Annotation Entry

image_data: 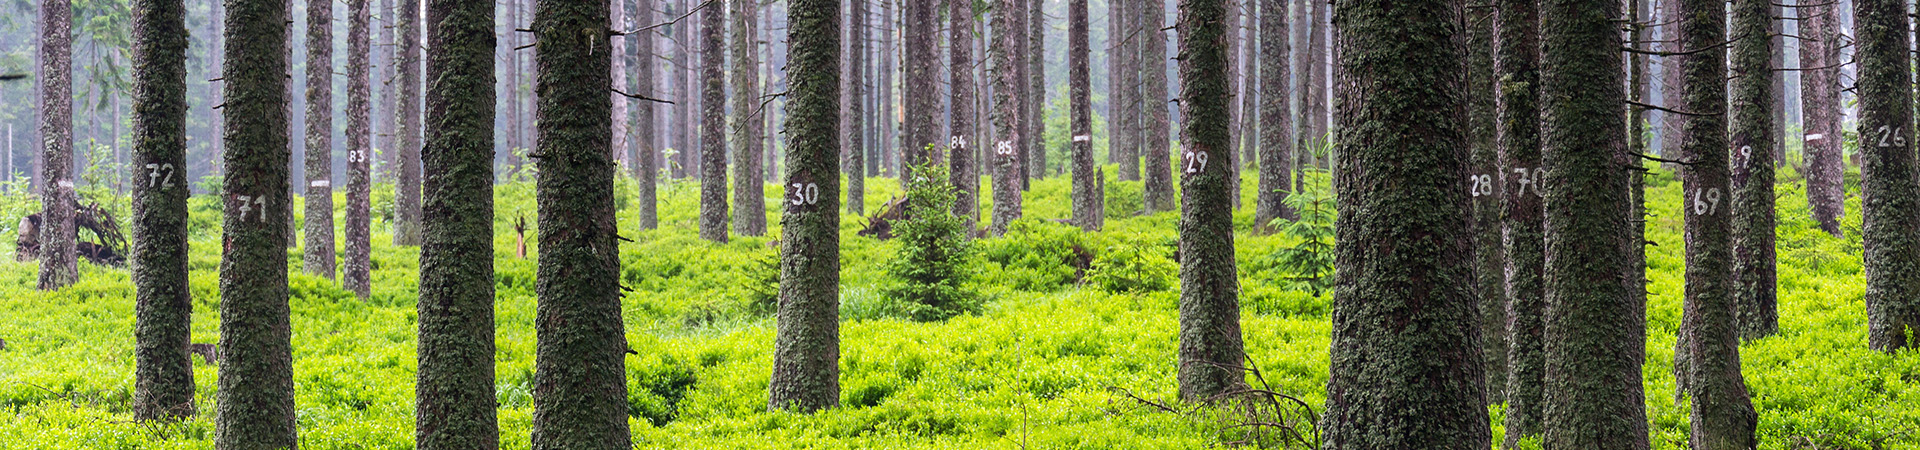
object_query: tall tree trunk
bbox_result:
[1140,0,1173,212]
[130,0,195,420]
[1320,1,1490,447]
[674,0,691,179]
[379,0,397,181]
[346,0,374,298]
[732,0,765,236]
[902,0,937,182]
[1730,0,1777,341]
[203,0,224,184]
[1538,0,1647,448]
[505,0,524,173]
[394,0,424,246]
[305,0,337,279]
[1069,0,1096,230]
[633,0,656,229]
[845,0,866,215]
[1239,0,1256,171]
[1464,0,1503,406]
[699,2,729,243]
[36,0,76,290]
[764,7,780,182]
[768,0,842,411]
[1025,0,1045,181]
[611,1,628,166]
[1657,0,1682,166]
[877,0,895,177]
[1293,0,1324,163]
[1858,0,1920,353]
[530,0,628,445]
[1111,0,1137,181]
[1173,0,1246,401]
[950,0,978,230]
[1497,0,1545,444]
[1251,0,1289,232]
[215,0,297,444]
[1768,2,1785,165]
[1677,0,1759,447]
[990,0,1025,235]
[1801,0,1842,236]
[1626,0,1652,443]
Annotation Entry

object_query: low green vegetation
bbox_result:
[0,164,1912,449]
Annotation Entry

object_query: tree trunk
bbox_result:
[1320,2,1490,447]
[36,0,76,291]
[1858,0,1920,353]
[1464,0,1503,406]
[530,0,628,446]
[1538,0,1647,448]
[700,2,729,243]
[505,0,524,173]
[130,0,195,420]
[1140,0,1173,213]
[1009,0,1029,189]
[732,0,765,236]
[1768,2,1785,165]
[416,0,498,446]
[1656,0,1681,166]
[1251,0,1289,232]
[1173,0,1246,401]
[1800,0,1842,236]
[1626,0,1651,441]
[633,0,656,230]
[215,0,297,444]
[304,0,336,279]
[768,0,842,411]
[1496,0,1545,444]
[845,0,866,215]
[202,0,225,185]
[1677,0,1758,447]
[394,0,423,246]
[674,0,691,179]
[1111,0,1137,182]
[990,0,1025,235]
[1293,0,1324,162]
[346,0,374,298]
[902,0,937,183]
[1069,0,1096,230]
[878,0,895,177]
[950,0,978,231]
[1025,0,1045,181]
[1730,0,1777,341]
[380,0,397,182]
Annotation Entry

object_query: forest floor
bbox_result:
[0,166,1913,449]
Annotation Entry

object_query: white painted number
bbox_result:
[234,195,269,223]
[1736,145,1752,167]
[1185,151,1209,174]
[1692,188,1722,216]
[1878,125,1907,148]
[144,163,175,189]
[789,183,821,206]
[1469,174,1494,197]
[1511,167,1545,198]
[348,149,367,163]
[995,140,1016,156]
[950,135,966,149]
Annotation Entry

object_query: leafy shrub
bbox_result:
[1262,186,1335,296]
[976,218,1093,292]
[1087,238,1176,293]
[880,163,979,322]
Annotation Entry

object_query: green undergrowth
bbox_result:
[0,163,1913,449]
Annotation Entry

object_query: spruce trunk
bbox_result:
[1252,0,1290,232]
[1070,0,1096,230]
[1496,0,1546,443]
[36,0,76,290]
[1858,0,1920,353]
[130,0,195,420]
[304,0,336,279]
[732,0,765,236]
[1173,0,1246,401]
[768,0,842,411]
[1140,0,1173,212]
[1730,0,1777,341]
[345,0,374,298]
[700,2,729,243]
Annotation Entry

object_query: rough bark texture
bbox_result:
[1496,0,1545,443]
[1025,0,1045,181]
[1295,0,1324,159]
[1464,1,1504,406]
[130,0,195,420]
[1538,0,1647,448]
[845,0,865,215]
[673,0,692,179]
[732,0,765,236]
[1729,0,1777,341]
[633,0,657,230]
[1858,0,1920,353]
[1677,0,1759,447]
[379,0,397,181]
[202,0,224,184]
[700,2,730,243]
[304,0,336,279]
[1174,0,1245,401]
[1656,0,1682,165]
[416,0,498,446]
[990,0,1025,235]
[1251,0,1290,232]
[1070,0,1097,230]
[1320,2,1490,448]
[215,0,298,443]
[395,0,424,246]
[768,0,841,411]
[1626,0,1651,442]
[902,0,937,183]
[877,0,895,177]
[36,0,76,291]
[949,0,977,230]
[1010,0,1030,189]
[346,0,374,299]
[1140,0,1173,213]
[1800,1,1842,237]
[529,0,629,446]
[1111,0,1138,182]
[506,0,524,171]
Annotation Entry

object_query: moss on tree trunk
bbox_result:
[768,0,842,412]
[129,0,195,420]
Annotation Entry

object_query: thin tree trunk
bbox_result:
[1730,0,1777,341]
[732,0,765,236]
[1025,0,1044,181]
[304,0,336,279]
[1173,0,1246,401]
[1140,0,1173,212]
[1657,0,1682,165]
[1320,1,1490,447]
[346,0,374,298]
[1769,2,1785,165]
[1465,0,1504,406]
[1626,0,1651,442]
[1252,0,1289,232]
[845,0,866,215]
[699,0,729,243]
[529,0,629,445]
[611,1,628,164]
[379,0,397,181]
[130,0,195,420]
[394,0,423,246]
[633,0,656,229]
[215,0,297,443]
[950,0,977,231]
[1801,0,1842,236]
[1293,0,1323,162]
[1858,0,1920,353]
[768,0,842,411]
[1239,0,1256,170]
[506,0,523,173]
[1497,0,1545,444]
[1069,0,1095,230]
[674,0,691,179]
[203,0,224,184]
[902,0,937,183]
[36,0,76,290]
[878,0,895,177]
[990,0,1024,235]
[1111,0,1137,181]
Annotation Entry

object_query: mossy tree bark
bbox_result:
[1251,0,1290,232]
[214,0,297,444]
[1294,0,1325,160]
[1676,0,1758,447]
[345,0,373,299]
[1538,0,1647,448]
[700,1,730,243]
[129,0,194,420]
[1496,0,1545,443]
[633,0,656,230]
[1140,0,1173,213]
[416,0,498,446]
[1173,0,1245,402]
[949,0,977,231]
[1319,1,1491,448]
[732,0,765,236]
[529,0,629,446]
[768,0,841,411]
[1069,0,1097,231]
[1626,0,1651,441]
[1800,0,1843,237]
[304,0,336,279]
[844,0,866,216]
[1464,1,1504,406]
[36,0,76,291]
[990,0,1025,236]
[1857,0,1920,353]
[1729,0,1777,341]
[394,0,424,246]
